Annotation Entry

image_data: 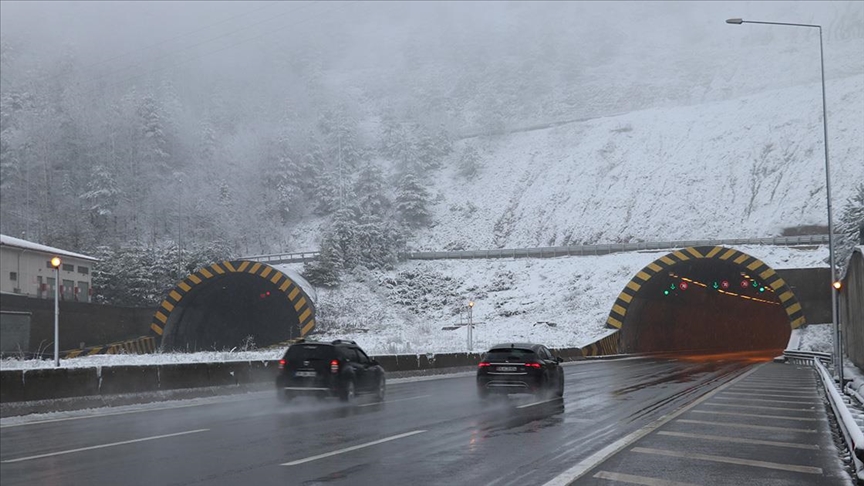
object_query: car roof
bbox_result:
[488,342,540,351]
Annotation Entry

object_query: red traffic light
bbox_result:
[680,281,689,290]
[740,280,749,288]
[721,280,730,289]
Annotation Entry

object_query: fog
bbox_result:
[0,1,861,260]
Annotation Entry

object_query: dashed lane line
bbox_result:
[711,396,815,405]
[593,470,702,486]
[656,431,820,450]
[701,402,816,412]
[690,410,824,421]
[517,397,563,409]
[631,447,823,474]
[1,429,209,463]
[675,419,817,433]
[720,392,818,400]
[280,430,427,466]
[540,363,762,486]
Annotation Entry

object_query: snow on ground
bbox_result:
[795,323,834,354]
[1,245,829,370]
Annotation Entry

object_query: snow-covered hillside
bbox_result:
[415,75,864,250]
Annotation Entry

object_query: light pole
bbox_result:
[467,301,475,352]
[50,256,61,367]
[726,18,842,385]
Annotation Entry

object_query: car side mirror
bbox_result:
[370,359,379,366]
[556,356,563,363]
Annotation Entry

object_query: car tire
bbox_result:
[375,376,386,402]
[278,390,293,403]
[556,371,564,397]
[340,379,356,403]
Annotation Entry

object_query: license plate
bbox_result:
[295,371,316,378]
[497,366,517,372]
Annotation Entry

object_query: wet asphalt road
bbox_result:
[0,356,778,485]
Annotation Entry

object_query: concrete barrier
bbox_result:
[100,365,159,395]
[0,370,24,402]
[23,367,99,401]
[158,363,211,391]
[0,346,594,403]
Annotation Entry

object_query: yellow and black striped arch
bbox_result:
[150,260,317,340]
[605,246,806,330]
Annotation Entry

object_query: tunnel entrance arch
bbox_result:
[605,246,805,355]
[150,260,317,351]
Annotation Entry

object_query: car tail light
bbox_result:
[478,362,491,367]
[330,359,339,374]
[525,362,542,368]
[278,359,286,369]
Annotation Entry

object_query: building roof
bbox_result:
[0,234,98,262]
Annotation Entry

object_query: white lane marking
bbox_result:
[729,386,816,394]
[631,447,823,474]
[540,363,763,486]
[356,395,431,407]
[280,430,426,466]
[712,396,813,405]
[702,402,815,412]
[721,391,817,399]
[593,470,702,486]
[1,428,209,463]
[691,410,823,422]
[676,419,817,433]
[657,431,819,450]
[516,397,562,409]
[0,395,262,428]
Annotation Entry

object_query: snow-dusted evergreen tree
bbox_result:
[837,183,864,270]
[354,162,391,215]
[456,145,482,180]
[138,95,171,172]
[395,172,432,228]
[80,165,120,228]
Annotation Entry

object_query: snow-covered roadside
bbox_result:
[1,245,829,370]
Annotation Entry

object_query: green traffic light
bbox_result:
[670,283,676,290]
[664,290,670,295]
[759,287,765,292]
[712,281,719,289]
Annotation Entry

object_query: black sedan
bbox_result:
[476,343,564,398]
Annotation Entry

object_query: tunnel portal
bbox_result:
[607,246,805,356]
[151,261,316,352]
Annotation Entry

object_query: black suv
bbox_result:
[476,343,564,398]
[276,340,385,403]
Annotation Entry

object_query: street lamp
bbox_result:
[726,18,842,385]
[467,301,475,351]
[50,256,61,367]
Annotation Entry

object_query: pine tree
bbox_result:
[80,165,121,227]
[395,172,432,228]
[456,145,482,179]
[354,162,390,215]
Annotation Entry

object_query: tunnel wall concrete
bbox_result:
[150,260,317,347]
[776,268,832,324]
[840,248,863,370]
[0,294,154,352]
[607,246,807,331]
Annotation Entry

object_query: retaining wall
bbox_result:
[0,346,608,403]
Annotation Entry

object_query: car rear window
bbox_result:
[486,348,536,360]
[284,344,335,361]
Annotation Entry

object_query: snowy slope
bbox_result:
[415,74,864,251]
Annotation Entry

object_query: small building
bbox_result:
[0,235,98,303]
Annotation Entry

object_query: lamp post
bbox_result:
[467,301,475,352]
[726,18,842,385]
[50,256,61,367]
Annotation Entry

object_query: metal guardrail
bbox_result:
[242,235,831,265]
[784,349,833,366]
[814,358,864,483]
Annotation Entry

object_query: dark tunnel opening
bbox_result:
[161,273,300,351]
[620,258,791,356]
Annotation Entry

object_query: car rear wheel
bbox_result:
[278,390,293,403]
[340,379,356,402]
